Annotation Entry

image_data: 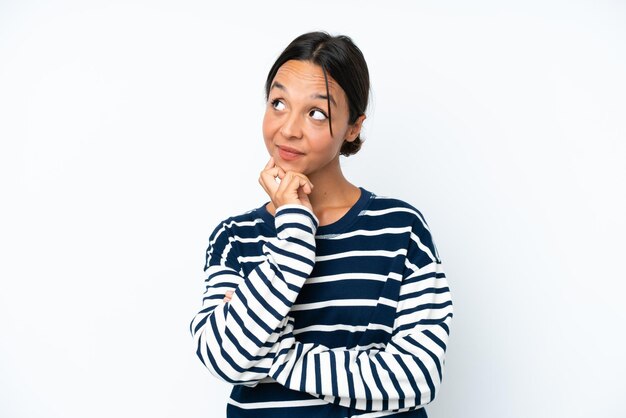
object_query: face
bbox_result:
[263,60,363,177]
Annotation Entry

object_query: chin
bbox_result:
[277,159,311,175]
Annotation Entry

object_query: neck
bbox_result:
[306,163,357,211]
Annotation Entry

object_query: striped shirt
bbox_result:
[190,187,453,417]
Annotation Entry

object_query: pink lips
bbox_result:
[278,145,304,161]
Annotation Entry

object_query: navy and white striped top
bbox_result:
[190,187,453,417]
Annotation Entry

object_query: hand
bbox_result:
[223,290,233,303]
[258,157,314,211]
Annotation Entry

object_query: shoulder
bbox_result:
[363,190,432,232]
[363,190,441,260]
[368,190,441,267]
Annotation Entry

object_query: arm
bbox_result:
[189,204,318,385]
[268,216,453,412]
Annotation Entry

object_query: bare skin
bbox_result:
[224,60,366,303]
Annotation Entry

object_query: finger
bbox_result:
[277,172,309,200]
[276,165,286,180]
[290,171,313,189]
[297,186,312,209]
[259,167,280,185]
[275,171,299,195]
[287,172,313,193]
[259,175,280,200]
[301,177,313,194]
[264,157,276,170]
[259,166,282,191]
[260,158,280,185]
[281,171,310,184]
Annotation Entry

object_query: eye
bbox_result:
[271,99,285,111]
[309,109,327,121]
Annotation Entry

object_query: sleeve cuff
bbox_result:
[275,204,319,230]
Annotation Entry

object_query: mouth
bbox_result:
[277,145,305,161]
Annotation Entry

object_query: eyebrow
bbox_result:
[270,81,337,107]
[314,93,336,107]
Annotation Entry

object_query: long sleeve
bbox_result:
[189,204,319,385]
[267,214,453,412]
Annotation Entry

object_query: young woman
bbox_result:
[190,31,453,418]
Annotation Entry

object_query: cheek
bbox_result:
[308,131,341,156]
[263,108,282,133]
[262,112,274,145]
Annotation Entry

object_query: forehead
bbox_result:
[272,60,344,99]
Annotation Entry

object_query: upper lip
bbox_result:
[278,145,305,154]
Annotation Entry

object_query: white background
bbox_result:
[1,1,625,417]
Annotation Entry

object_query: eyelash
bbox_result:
[310,108,328,120]
[270,98,328,120]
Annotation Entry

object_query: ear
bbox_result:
[345,114,366,142]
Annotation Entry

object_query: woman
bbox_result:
[190,31,453,417]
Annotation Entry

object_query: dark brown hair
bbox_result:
[265,31,370,156]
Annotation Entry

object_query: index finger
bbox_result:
[264,157,276,170]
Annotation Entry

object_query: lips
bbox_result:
[277,145,305,161]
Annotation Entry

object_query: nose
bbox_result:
[279,111,304,140]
